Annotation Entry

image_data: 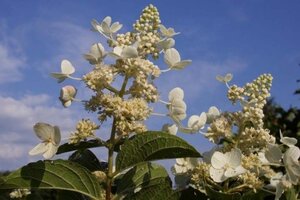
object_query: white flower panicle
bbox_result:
[29,122,61,159]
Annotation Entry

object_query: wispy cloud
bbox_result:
[0,22,26,84]
[0,94,79,170]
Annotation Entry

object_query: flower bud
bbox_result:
[59,85,77,107]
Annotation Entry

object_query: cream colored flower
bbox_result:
[280,130,297,147]
[283,146,300,184]
[29,123,61,159]
[206,106,220,124]
[216,73,233,83]
[51,59,75,83]
[84,43,106,64]
[59,85,77,107]
[110,45,138,59]
[209,148,246,182]
[172,157,198,174]
[162,124,178,135]
[167,87,187,123]
[180,113,207,133]
[159,25,180,38]
[164,48,191,70]
[91,16,122,39]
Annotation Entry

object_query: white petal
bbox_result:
[113,46,123,57]
[187,113,206,132]
[280,137,298,147]
[121,46,138,58]
[284,146,300,161]
[226,148,242,168]
[197,112,207,127]
[29,143,48,156]
[90,43,105,57]
[224,166,246,178]
[83,53,97,63]
[275,182,285,200]
[211,152,226,169]
[164,48,180,67]
[265,144,282,163]
[52,126,61,145]
[168,87,184,101]
[172,60,192,70]
[206,106,220,123]
[33,123,53,140]
[101,22,111,34]
[43,144,58,159]
[158,38,175,50]
[110,22,122,33]
[224,73,233,82]
[61,59,75,75]
[162,124,178,135]
[50,73,67,83]
[209,167,226,182]
[63,100,72,107]
[187,115,200,128]
[159,25,168,35]
[202,147,219,164]
[102,16,112,26]
[186,158,198,168]
[91,19,100,31]
[176,158,186,165]
[216,75,225,82]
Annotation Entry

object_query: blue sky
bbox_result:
[0,0,300,170]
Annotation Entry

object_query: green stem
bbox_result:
[106,74,129,200]
[106,119,117,200]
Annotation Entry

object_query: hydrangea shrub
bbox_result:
[1,4,299,200]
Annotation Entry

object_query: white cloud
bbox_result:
[0,42,26,84]
[0,21,27,84]
[0,94,79,170]
[38,21,103,76]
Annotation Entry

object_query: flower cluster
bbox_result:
[170,73,300,199]
[69,119,99,144]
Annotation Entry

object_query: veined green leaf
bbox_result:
[69,149,107,172]
[205,186,241,200]
[116,162,171,195]
[116,131,201,171]
[57,139,106,154]
[0,160,102,200]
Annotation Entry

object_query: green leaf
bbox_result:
[0,160,102,200]
[116,162,171,195]
[116,131,201,171]
[69,149,107,172]
[123,180,179,200]
[284,187,297,200]
[176,187,208,200]
[115,162,180,200]
[241,189,273,200]
[56,190,89,200]
[205,186,241,200]
[57,139,106,155]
